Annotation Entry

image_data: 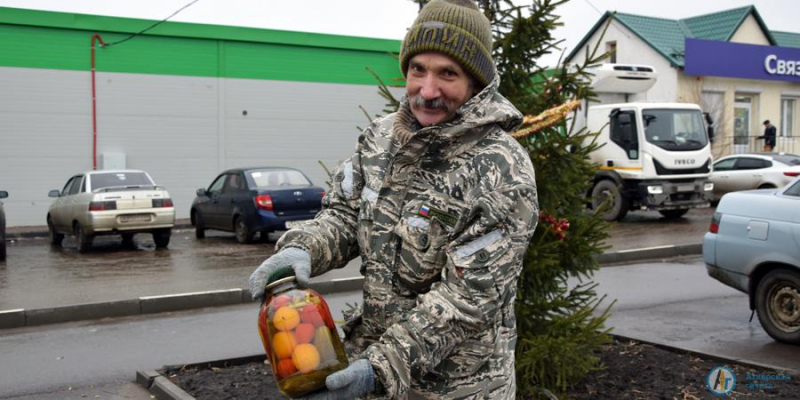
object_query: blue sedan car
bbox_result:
[703,176,800,344]
[191,168,324,244]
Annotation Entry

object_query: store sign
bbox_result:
[684,38,800,83]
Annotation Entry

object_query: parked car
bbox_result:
[191,167,324,244]
[47,170,175,252]
[709,153,800,201]
[703,176,800,344]
[0,190,7,261]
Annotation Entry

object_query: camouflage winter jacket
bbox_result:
[277,76,538,399]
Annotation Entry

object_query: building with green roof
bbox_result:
[567,5,800,159]
[0,7,404,226]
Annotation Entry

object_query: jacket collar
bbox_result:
[392,75,523,160]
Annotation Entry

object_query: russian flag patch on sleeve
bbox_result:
[419,205,430,217]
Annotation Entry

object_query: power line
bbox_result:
[104,0,201,47]
[582,0,603,15]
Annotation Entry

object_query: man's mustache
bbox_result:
[411,95,450,112]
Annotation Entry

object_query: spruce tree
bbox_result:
[371,1,613,397]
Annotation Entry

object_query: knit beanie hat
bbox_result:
[400,0,495,88]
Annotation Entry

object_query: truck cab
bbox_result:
[578,64,714,220]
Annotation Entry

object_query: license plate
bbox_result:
[120,214,151,223]
[676,184,694,192]
[285,220,303,229]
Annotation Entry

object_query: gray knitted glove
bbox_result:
[248,247,311,301]
[299,359,376,400]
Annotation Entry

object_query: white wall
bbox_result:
[0,66,401,226]
[730,15,771,45]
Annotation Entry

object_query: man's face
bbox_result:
[406,52,475,127]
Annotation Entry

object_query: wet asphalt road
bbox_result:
[592,257,800,372]
[0,291,361,399]
[0,207,714,311]
[2,257,797,400]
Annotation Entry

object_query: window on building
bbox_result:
[781,98,795,137]
[606,41,617,63]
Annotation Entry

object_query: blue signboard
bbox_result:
[684,38,800,83]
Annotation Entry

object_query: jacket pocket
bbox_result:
[393,214,447,292]
[447,230,510,317]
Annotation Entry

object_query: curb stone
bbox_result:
[594,243,702,264]
[0,245,702,330]
[3,219,193,240]
[612,333,800,377]
[135,332,793,400]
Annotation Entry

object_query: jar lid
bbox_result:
[265,275,296,291]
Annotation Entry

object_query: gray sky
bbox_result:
[0,0,798,67]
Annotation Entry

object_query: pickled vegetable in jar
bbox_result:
[258,276,349,398]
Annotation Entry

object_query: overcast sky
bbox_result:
[0,0,798,67]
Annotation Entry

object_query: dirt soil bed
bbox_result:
[167,339,799,399]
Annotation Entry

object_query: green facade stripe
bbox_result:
[0,7,401,52]
[0,7,404,85]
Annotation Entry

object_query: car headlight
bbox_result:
[647,185,663,194]
[704,182,714,191]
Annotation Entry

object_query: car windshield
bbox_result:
[91,172,154,191]
[642,109,708,151]
[247,170,311,188]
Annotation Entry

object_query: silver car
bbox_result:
[710,153,800,201]
[703,177,800,344]
[47,170,175,252]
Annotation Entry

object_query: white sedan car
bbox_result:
[710,153,800,201]
[47,170,175,252]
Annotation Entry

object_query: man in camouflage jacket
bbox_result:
[250,0,538,398]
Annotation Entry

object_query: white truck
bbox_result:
[575,64,714,221]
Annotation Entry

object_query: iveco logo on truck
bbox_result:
[675,159,696,165]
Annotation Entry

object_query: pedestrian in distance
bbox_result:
[703,112,714,143]
[249,0,539,398]
[760,119,777,152]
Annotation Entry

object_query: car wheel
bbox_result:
[234,216,253,244]
[658,209,688,219]
[48,216,64,246]
[153,228,171,248]
[74,222,93,253]
[121,233,135,247]
[756,269,800,344]
[591,180,629,221]
[193,210,205,239]
[758,184,777,189]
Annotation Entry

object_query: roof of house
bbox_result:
[568,5,800,68]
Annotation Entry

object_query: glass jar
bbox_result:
[258,276,349,398]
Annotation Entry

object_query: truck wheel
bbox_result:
[153,228,171,248]
[659,209,688,219]
[193,210,205,239]
[591,180,629,221]
[48,216,64,246]
[756,269,800,344]
[235,216,253,244]
[74,222,93,253]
